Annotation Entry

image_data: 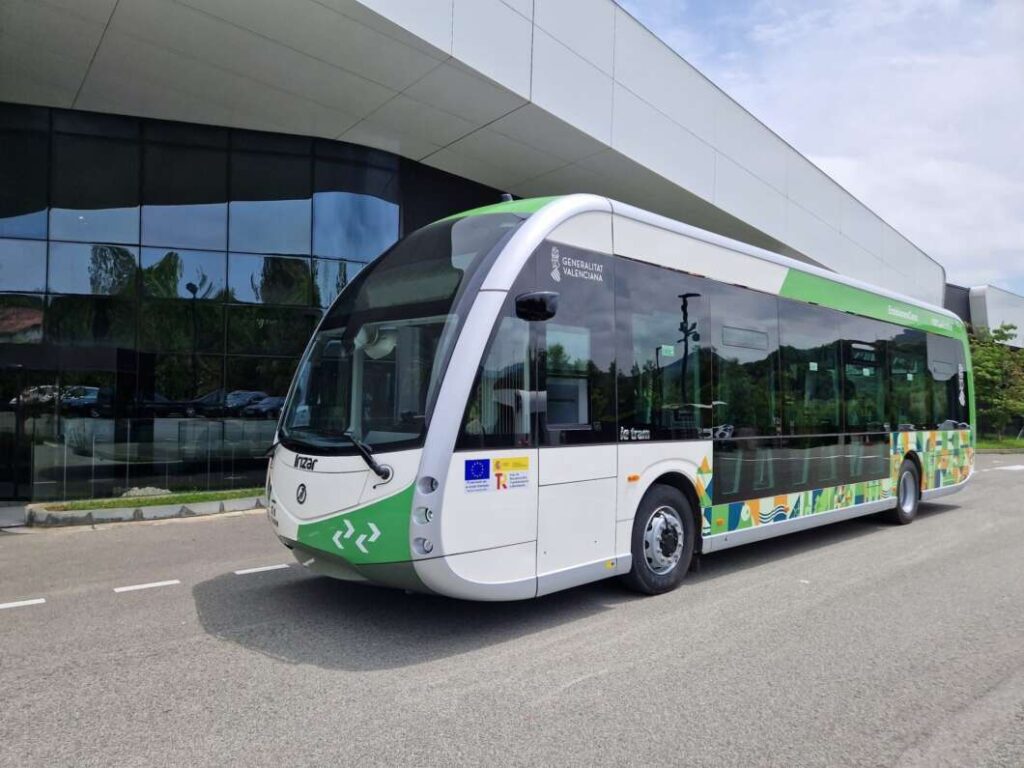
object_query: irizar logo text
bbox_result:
[294,455,318,470]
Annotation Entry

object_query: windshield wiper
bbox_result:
[341,432,391,481]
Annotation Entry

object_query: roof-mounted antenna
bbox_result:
[500,193,514,202]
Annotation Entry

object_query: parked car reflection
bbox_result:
[241,396,284,420]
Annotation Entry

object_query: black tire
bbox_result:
[621,484,696,595]
[886,458,920,525]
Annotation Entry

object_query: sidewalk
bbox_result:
[0,505,26,528]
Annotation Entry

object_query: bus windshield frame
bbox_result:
[278,212,524,456]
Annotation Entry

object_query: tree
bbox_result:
[970,323,1024,437]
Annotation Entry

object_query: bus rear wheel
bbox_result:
[622,485,696,595]
[886,458,920,525]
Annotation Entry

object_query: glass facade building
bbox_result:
[0,102,498,501]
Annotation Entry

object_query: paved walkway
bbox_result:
[0,504,25,528]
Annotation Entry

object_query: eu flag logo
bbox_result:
[464,459,490,481]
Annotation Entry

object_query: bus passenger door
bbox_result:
[534,234,618,595]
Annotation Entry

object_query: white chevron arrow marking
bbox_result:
[355,534,369,554]
[367,522,380,543]
[332,530,345,550]
[343,519,355,539]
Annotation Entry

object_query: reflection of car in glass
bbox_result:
[61,386,113,417]
[241,396,285,419]
[10,385,59,406]
[184,389,269,417]
[226,390,269,414]
[138,393,192,418]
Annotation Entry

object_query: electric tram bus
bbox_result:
[265,194,974,600]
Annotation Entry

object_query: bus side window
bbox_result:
[615,258,710,441]
[889,329,928,430]
[534,241,616,446]
[456,272,535,450]
[927,333,968,429]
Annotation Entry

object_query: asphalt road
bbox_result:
[2,455,1023,768]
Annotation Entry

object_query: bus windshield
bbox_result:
[279,213,523,455]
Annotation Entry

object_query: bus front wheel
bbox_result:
[886,458,921,525]
[622,485,696,595]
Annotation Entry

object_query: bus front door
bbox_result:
[534,240,618,595]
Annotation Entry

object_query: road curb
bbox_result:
[25,496,267,527]
[976,449,1024,455]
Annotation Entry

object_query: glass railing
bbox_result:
[28,415,275,502]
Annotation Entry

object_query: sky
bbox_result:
[620,0,1024,294]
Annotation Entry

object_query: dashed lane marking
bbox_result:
[234,564,290,575]
[113,579,181,593]
[0,598,46,610]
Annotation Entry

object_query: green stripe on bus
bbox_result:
[779,269,965,341]
[438,196,562,222]
[297,484,414,565]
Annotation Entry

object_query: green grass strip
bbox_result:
[975,436,1024,450]
[42,487,264,512]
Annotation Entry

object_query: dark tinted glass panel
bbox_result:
[48,243,138,296]
[709,284,780,438]
[229,152,311,254]
[779,299,840,435]
[0,103,48,131]
[0,131,48,238]
[314,158,399,261]
[233,131,310,155]
[399,159,500,233]
[847,433,890,483]
[137,353,223,406]
[53,110,138,138]
[227,306,317,356]
[141,248,225,300]
[50,134,139,243]
[228,253,311,305]
[46,296,135,347]
[139,299,222,353]
[0,239,46,292]
[142,144,227,250]
[889,328,928,430]
[0,294,44,344]
[144,120,228,148]
[713,438,779,503]
[617,259,710,441]
[841,315,892,433]
[534,241,615,445]
[312,258,346,309]
[225,356,297,398]
[927,333,968,428]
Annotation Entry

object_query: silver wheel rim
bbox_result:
[898,470,916,514]
[643,506,684,575]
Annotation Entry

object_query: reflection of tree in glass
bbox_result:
[251,257,311,305]
[88,245,137,296]
[143,251,219,299]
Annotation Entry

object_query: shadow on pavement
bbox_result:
[192,501,962,671]
[192,571,629,672]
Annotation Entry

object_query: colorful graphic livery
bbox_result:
[266,195,974,600]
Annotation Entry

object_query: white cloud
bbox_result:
[621,0,1024,294]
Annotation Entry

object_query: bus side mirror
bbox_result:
[515,291,559,322]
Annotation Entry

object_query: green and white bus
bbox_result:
[266,195,974,600]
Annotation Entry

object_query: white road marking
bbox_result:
[0,598,46,610]
[992,465,1024,472]
[113,579,181,593]
[234,564,290,575]
[301,558,315,567]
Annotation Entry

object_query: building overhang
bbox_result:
[0,0,946,302]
